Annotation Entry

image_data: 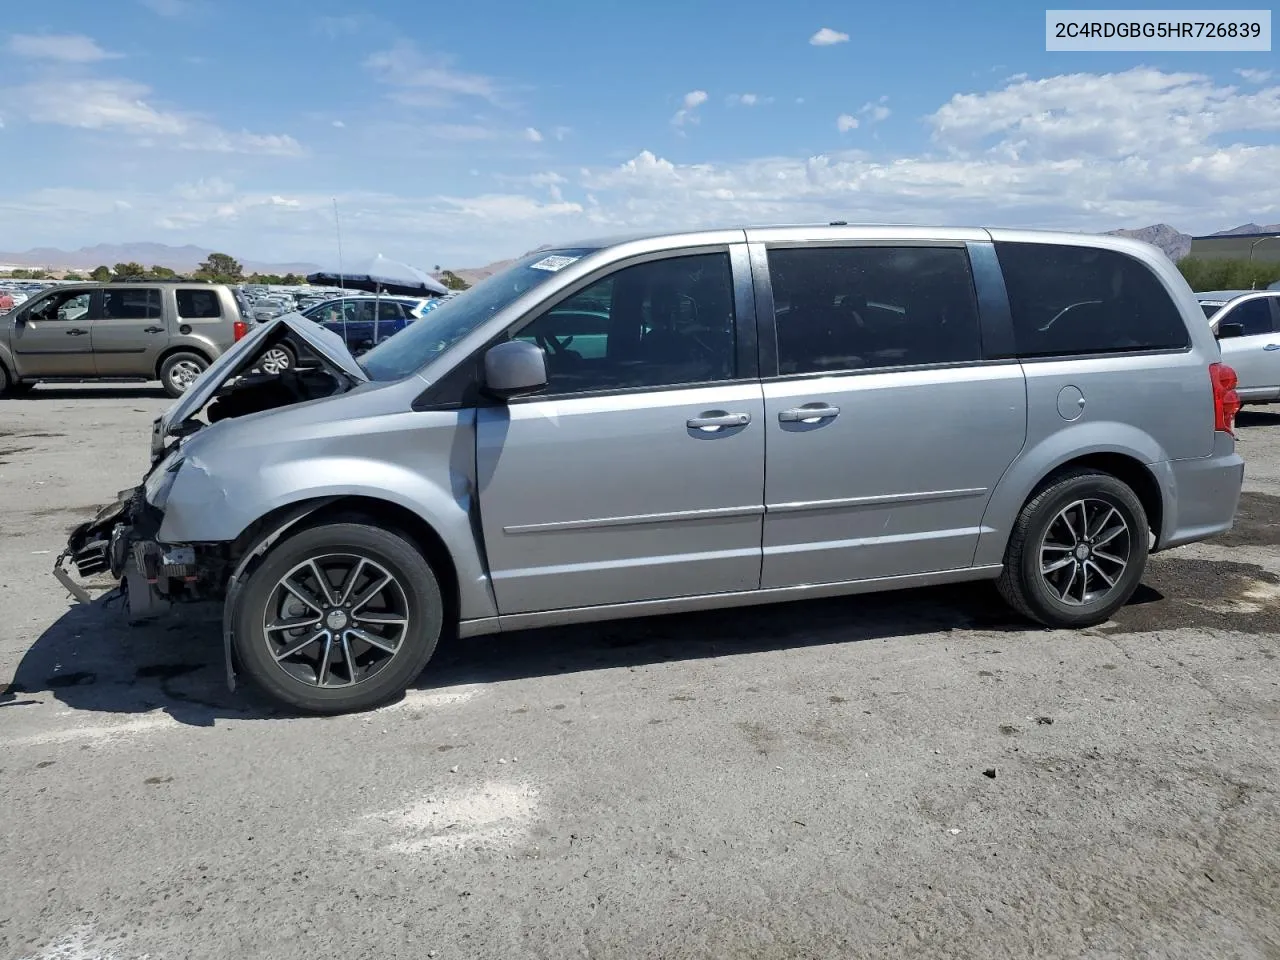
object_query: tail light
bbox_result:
[233,320,248,342]
[1210,362,1240,436]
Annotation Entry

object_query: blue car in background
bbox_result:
[301,295,435,354]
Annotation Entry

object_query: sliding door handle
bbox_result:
[687,411,751,431]
[779,403,840,423]
[65,328,88,336]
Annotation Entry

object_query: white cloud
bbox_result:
[6,67,1280,271]
[365,41,501,108]
[928,67,1280,161]
[524,126,544,142]
[0,79,304,156]
[332,119,345,128]
[672,89,709,126]
[1236,68,1273,84]
[138,0,193,15]
[552,126,571,141]
[729,93,759,106]
[809,27,849,46]
[860,97,891,122]
[836,114,859,132]
[7,34,122,63]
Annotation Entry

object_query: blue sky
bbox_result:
[1,0,1277,268]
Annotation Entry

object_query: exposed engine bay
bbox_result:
[54,316,365,621]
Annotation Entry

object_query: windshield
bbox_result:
[358,247,597,382]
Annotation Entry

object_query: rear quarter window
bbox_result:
[176,289,223,319]
[994,242,1190,358]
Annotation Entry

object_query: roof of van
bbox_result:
[550,224,1169,253]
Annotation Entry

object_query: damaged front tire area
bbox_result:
[231,522,443,714]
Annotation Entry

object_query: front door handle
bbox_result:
[1264,343,1280,351]
[687,411,751,431]
[65,328,88,336]
[779,403,841,423]
[144,325,164,334]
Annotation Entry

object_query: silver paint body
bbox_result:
[1197,290,1280,403]
[151,226,1244,636]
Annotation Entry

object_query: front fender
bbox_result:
[157,406,495,621]
[973,419,1167,567]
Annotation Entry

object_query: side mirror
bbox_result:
[1217,321,1245,340]
[483,340,548,399]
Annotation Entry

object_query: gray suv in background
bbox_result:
[59,225,1245,714]
[0,281,248,397]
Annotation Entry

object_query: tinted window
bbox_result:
[995,243,1190,358]
[1200,303,1222,320]
[377,301,407,321]
[768,246,983,374]
[103,288,161,321]
[1220,298,1275,336]
[513,253,736,395]
[176,289,222,319]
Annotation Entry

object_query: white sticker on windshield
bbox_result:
[529,255,579,272]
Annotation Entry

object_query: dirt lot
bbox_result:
[1,386,1278,960]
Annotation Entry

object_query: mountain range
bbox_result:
[3,223,1278,281]
[0,242,321,276]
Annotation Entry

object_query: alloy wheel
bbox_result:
[263,553,410,688]
[259,348,291,375]
[1038,498,1131,606]
[169,360,203,393]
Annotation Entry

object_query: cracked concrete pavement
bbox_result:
[1,386,1277,959]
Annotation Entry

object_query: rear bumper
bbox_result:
[1152,431,1245,551]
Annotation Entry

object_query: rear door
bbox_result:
[1215,297,1280,402]
[92,286,163,376]
[754,239,1027,588]
[476,246,766,615]
[10,289,97,376]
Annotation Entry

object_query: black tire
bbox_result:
[232,522,443,714]
[159,351,210,398]
[0,363,10,396]
[997,469,1149,628]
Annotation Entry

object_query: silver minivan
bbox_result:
[58,225,1246,714]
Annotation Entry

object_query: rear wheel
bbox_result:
[232,522,444,714]
[159,351,209,398]
[997,469,1149,628]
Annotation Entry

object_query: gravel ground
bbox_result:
[1,386,1277,960]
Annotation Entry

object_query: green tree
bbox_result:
[150,265,177,279]
[438,270,470,291]
[89,265,112,282]
[64,272,85,281]
[114,261,146,278]
[1177,256,1280,292]
[281,273,302,285]
[9,268,31,279]
[196,252,243,282]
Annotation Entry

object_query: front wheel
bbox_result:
[232,522,444,714]
[997,469,1149,628]
[159,351,209,398]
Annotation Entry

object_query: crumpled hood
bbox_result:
[157,313,368,440]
